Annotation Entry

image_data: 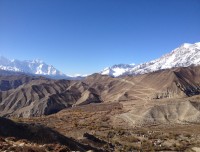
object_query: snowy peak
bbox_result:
[195,42,200,47]
[0,56,68,79]
[101,42,200,77]
[101,64,135,77]
[180,43,192,48]
[154,42,200,69]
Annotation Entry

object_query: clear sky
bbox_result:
[0,0,200,75]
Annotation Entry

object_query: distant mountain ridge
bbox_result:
[0,56,70,79]
[101,42,200,77]
[1,42,200,78]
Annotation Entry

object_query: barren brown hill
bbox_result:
[84,65,200,102]
[0,74,42,91]
[1,65,200,119]
[19,101,200,151]
[0,78,102,117]
[82,66,200,126]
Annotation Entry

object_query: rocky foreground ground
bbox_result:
[4,102,199,152]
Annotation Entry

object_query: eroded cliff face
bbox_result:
[152,82,200,99]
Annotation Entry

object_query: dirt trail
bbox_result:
[119,78,155,100]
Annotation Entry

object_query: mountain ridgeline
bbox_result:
[0,65,200,118]
[0,42,200,122]
[1,42,200,79]
[0,76,102,117]
[0,56,70,79]
[101,42,200,77]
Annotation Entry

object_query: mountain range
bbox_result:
[0,56,70,79]
[101,42,200,77]
[1,42,200,78]
[1,65,200,118]
[1,42,200,151]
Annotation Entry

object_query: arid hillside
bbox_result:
[84,65,200,101]
[0,78,102,117]
[1,66,200,119]
[1,66,200,151]
[0,117,101,151]
[18,100,200,151]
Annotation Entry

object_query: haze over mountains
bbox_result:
[101,42,200,77]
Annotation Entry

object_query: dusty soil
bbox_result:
[15,102,200,151]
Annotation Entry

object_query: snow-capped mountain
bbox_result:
[101,42,200,77]
[0,56,69,79]
[101,64,136,77]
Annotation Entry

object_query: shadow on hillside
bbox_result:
[0,117,99,151]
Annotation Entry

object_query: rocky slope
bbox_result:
[0,117,98,151]
[18,101,200,151]
[86,66,200,102]
[0,76,102,117]
[1,65,200,118]
[101,42,200,77]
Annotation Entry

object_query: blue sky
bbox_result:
[0,0,200,75]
